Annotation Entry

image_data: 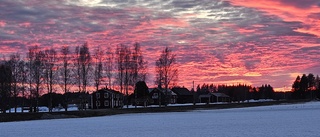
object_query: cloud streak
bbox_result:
[0,0,320,90]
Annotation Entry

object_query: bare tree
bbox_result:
[79,43,91,93]
[74,43,92,93]
[27,49,34,112]
[131,42,147,84]
[116,45,126,94]
[123,46,131,107]
[59,45,73,111]
[74,46,82,92]
[155,47,178,106]
[116,45,132,108]
[74,43,91,110]
[28,46,45,112]
[105,47,114,89]
[116,43,148,107]
[131,43,148,108]
[93,46,104,91]
[7,53,20,113]
[43,48,58,112]
[17,59,27,112]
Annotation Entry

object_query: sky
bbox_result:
[1,0,320,91]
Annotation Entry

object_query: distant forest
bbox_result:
[194,72,320,102]
[194,83,274,102]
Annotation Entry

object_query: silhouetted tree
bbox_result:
[43,48,58,112]
[131,43,147,85]
[300,74,308,97]
[74,46,82,92]
[115,44,131,107]
[258,84,274,99]
[0,62,12,113]
[116,44,126,94]
[307,73,315,99]
[7,53,20,113]
[292,75,301,99]
[123,45,131,108]
[28,46,45,112]
[105,47,114,89]
[93,46,104,91]
[315,75,320,99]
[74,42,92,94]
[79,43,91,93]
[196,84,201,93]
[134,81,149,107]
[116,44,136,107]
[59,45,73,111]
[292,73,317,99]
[155,47,178,106]
[17,59,27,112]
[74,43,92,110]
[252,87,259,100]
[39,93,64,109]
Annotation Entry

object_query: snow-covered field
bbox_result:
[5,104,79,113]
[1,102,320,137]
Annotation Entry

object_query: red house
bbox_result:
[91,88,124,109]
[149,88,177,105]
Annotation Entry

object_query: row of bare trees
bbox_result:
[116,43,148,107]
[0,42,155,113]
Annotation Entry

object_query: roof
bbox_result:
[93,88,123,95]
[199,94,211,98]
[148,88,157,93]
[148,88,177,96]
[210,92,230,98]
[171,87,193,96]
[164,89,177,96]
[199,93,230,98]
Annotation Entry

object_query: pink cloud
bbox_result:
[0,21,5,27]
[19,22,31,28]
[0,0,320,91]
[230,0,320,37]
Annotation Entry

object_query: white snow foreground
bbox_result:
[1,102,320,137]
[5,104,79,113]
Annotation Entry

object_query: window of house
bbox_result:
[104,100,109,106]
[104,93,109,98]
[96,93,100,99]
[96,101,100,106]
[152,93,158,99]
[171,98,176,103]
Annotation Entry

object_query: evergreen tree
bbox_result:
[133,81,149,107]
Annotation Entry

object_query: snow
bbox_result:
[124,102,230,108]
[125,99,275,108]
[1,102,320,137]
[5,107,29,113]
[5,105,79,113]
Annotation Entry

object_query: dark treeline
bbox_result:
[292,73,320,100]
[0,42,151,113]
[4,42,319,114]
[195,83,275,102]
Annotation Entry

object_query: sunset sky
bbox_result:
[1,0,320,91]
